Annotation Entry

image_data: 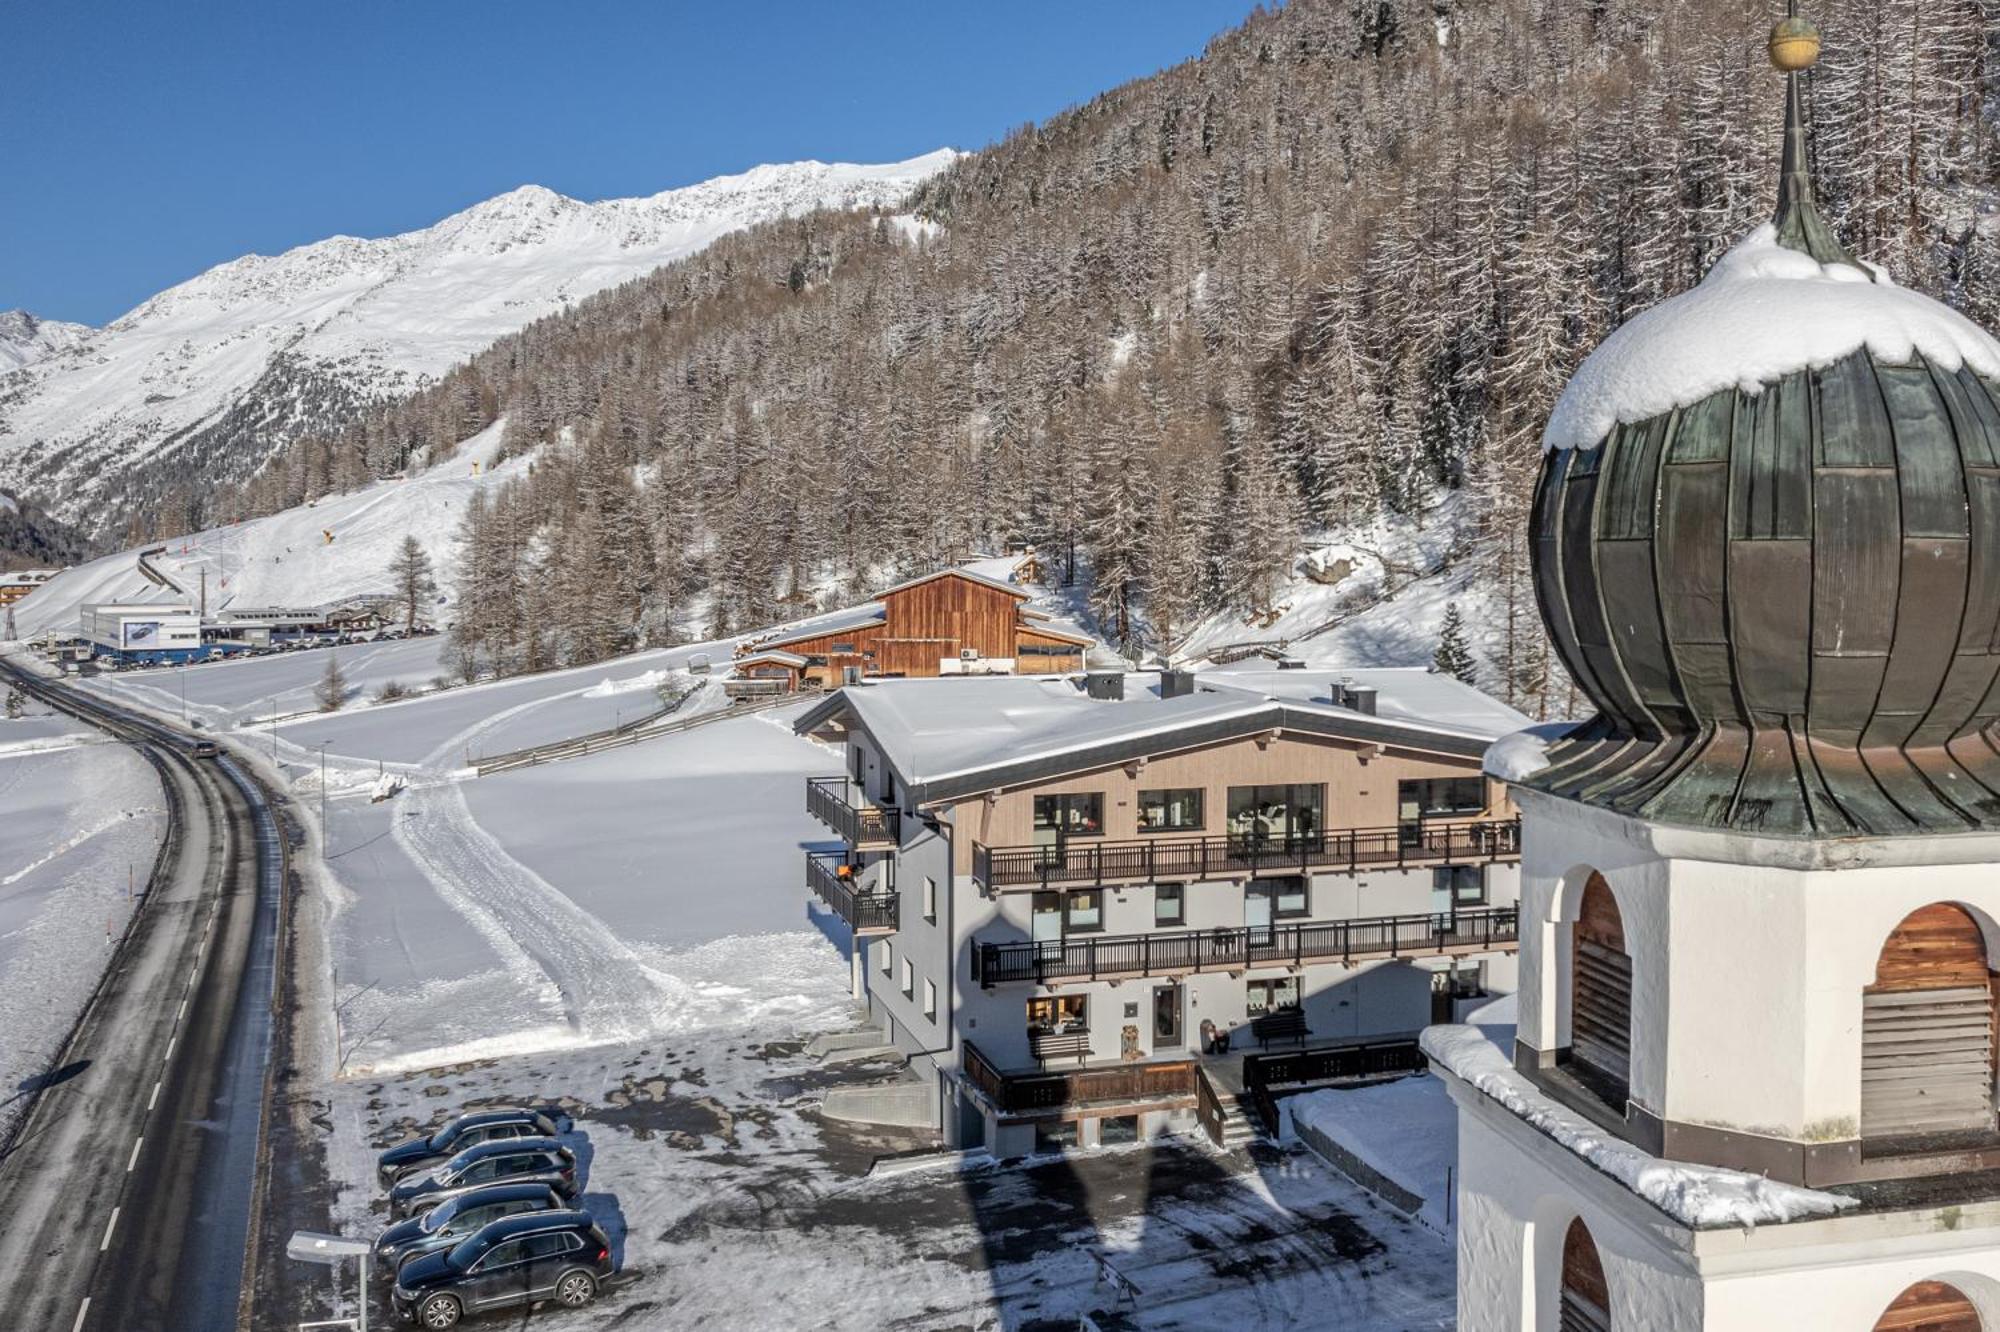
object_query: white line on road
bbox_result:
[177,998,186,1021]
[148,1080,160,1111]
[127,1137,143,1172]
[71,1297,89,1332]
[163,1037,175,1062]
[99,1206,119,1252]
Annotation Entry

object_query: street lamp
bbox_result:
[286,1230,371,1332]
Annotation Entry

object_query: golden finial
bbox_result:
[1769,10,1820,72]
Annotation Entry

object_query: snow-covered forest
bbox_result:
[250,0,1993,715]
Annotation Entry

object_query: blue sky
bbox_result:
[1,1,1260,327]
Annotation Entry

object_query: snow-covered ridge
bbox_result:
[0,310,90,373]
[1545,225,2000,451]
[0,149,956,526]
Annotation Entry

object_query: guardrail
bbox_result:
[806,776,901,847]
[804,854,899,934]
[961,1040,1196,1115]
[974,906,1519,986]
[972,818,1521,890]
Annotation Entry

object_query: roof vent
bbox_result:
[1276,657,1308,671]
[1159,669,1197,700]
[1346,684,1378,715]
[1084,670,1125,701]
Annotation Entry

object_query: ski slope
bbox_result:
[9,419,518,639]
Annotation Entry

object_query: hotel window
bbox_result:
[881,941,893,976]
[1034,792,1104,838]
[1138,788,1204,833]
[1155,882,1185,927]
[1027,994,1088,1032]
[1246,976,1301,1017]
[900,957,914,999]
[1226,784,1325,847]
[1063,889,1103,933]
[922,876,937,923]
[1399,777,1485,820]
[1434,864,1486,907]
[923,979,938,1021]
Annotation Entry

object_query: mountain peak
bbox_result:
[0,309,91,374]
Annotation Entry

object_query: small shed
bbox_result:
[726,649,810,699]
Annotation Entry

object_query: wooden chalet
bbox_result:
[738,568,1091,687]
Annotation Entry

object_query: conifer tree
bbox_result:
[316,652,348,712]
[1433,602,1477,684]
[388,534,438,633]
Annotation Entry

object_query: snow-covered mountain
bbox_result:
[0,150,955,530]
[0,311,90,373]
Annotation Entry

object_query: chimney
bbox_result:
[1084,670,1125,701]
[1346,684,1378,715]
[1160,669,1197,700]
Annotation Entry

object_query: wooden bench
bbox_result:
[1251,1007,1309,1049]
[1030,1028,1093,1065]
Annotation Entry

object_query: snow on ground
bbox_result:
[324,1033,1457,1331]
[0,702,166,1144]
[85,635,452,730]
[1290,1074,1459,1234]
[9,419,519,641]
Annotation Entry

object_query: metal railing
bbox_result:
[972,818,1520,890]
[806,776,901,847]
[805,854,899,933]
[974,906,1518,986]
[961,1040,1197,1114]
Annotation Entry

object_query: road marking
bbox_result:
[99,1207,119,1251]
[163,1037,176,1062]
[127,1137,143,1172]
[177,998,186,1021]
[71,1298,89,1332]
[148,1080,160,1111]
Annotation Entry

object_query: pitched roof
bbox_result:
[874,566,1028,601]
[735,648,808,667]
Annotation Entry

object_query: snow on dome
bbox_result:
[1544,224,2000,452]
[1483,721,1577,783]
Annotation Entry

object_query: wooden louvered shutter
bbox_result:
[1862,904,1995,1141]
[1873,1280,1981,1332]
[1559,1219,1611,1332]
[1570,876,1631,1098]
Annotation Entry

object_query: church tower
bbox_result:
[1433,7,2000,1330]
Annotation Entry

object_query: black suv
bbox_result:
[377,1109,561,1186]
[374,1182,565,1271]
[389,1138,577,1219]
[390,1211,613,1327]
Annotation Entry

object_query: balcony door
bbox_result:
[1153,983,1184,1049]
[1227,784,1324,853]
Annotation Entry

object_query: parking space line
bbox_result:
[127,1137,143,1172]
[99,1207,119,1252]
[71,1297,89,1332]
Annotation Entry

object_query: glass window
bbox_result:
[1155,882,1185,927]
[1034,1120,1079,1153]
[475,1240,524,1271]
[1435,864,1486,906]
[1399,777,1486,820]
[1064,889,1103,932]
[900,957,914,998]
[923,876,937,923]
[522,1234,569,1260]
[1246,977,1301,1017]
[1272,877,1309,918]
[832,641,857,653]
[1034,792,1104,838]
[1138,788,1204,833]
[923,979,938,1021]
[1226,784,1325,846]
[1099,1114,1140,1145]
[881,940,893,976]
[1027,995,1088,1032]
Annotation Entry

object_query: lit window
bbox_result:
[1138,788,1204,833]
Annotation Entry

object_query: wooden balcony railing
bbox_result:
[971,818,1520,890]
[974,906,1518,986]
[961,1040,1197,1115]
[805,853,899,934]
[806,776,901,848]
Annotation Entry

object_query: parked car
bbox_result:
[390,1210,613,1327]
[377,1109,561,1186]
[388,1138,577,1218]
[374,1183,565,1271]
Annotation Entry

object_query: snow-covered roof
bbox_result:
[750,604,887,650]
[875,565,1027,601]
[1545,225,2000,452]
[800,669,1527,803]
[735,649,808,668]
[1422,1022,1855,1230]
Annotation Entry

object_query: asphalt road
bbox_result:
[0,659,288,1331]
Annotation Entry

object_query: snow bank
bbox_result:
[581,668,669,699]
[1546,225,2000,451]
[1484,721,1578,782]
[1420,1024,1855,1229]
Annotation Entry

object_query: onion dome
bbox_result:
[1526,9,2000,837]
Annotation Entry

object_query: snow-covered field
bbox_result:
[0,700,166,1144]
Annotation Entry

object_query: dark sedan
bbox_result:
[376,1109,560,1187]
[374,1183,565,1271]
[391,1211,613,1327]
[388,1138,577,1219]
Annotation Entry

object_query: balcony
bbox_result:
[806,776,901,849]
[971,818,1520,891]
[962,1039,1197,1115]
[973,906,1519,986]
[805,853,899,935]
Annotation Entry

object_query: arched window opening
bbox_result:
[1873,1280,1981,1332]
[1568,873,1630,1108]
[1559,1217,1610,1332]
[1862,904,1997,1143]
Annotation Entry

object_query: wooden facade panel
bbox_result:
[945,730,1512,876]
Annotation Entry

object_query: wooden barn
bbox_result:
[738,568,1091,687]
